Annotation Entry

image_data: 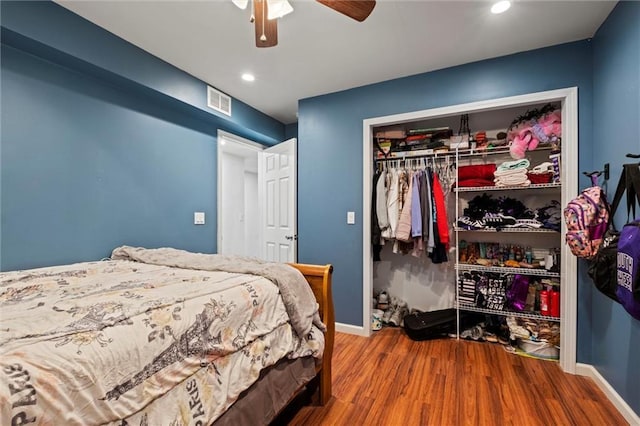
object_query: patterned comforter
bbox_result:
[0,247,325,425]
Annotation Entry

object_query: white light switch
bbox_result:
[347,211,355,225]
[194,212,205,225]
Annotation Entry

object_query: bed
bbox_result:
[0,246,334,425]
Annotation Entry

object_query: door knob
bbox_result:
[285,235,298,241]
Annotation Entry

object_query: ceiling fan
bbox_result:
[232,0,376,48]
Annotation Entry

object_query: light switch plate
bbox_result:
[194,212,205,225]
[347,211,355,225]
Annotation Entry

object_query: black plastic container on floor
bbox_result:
[403,309,485,341]
[403,308,458,341]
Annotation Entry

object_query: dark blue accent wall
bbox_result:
[298,41,594,339]
[0,1,285,270]
[592,1,640,414]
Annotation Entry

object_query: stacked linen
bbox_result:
[494,159,530,187]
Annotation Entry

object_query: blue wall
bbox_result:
[1,0,638,414]
[0,1,286,270]
[298,41,595,346]
[0,1,284,145]
[592,1,640,414]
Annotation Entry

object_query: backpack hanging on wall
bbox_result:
[587,161,640,316]
[614,163,640,320]
[564,174,610,259]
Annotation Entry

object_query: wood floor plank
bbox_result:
[288,328,629,425]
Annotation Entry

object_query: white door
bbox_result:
[259,138,297,262]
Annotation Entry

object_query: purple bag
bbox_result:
[507,274,530,311]
[616,219,640,320]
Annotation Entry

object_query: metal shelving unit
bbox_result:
[456,301,561,322]
[456,263,560,278]
[455,182,561,193]
[454,227,559,234]
[454,139,563,351]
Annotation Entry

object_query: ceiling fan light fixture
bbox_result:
[232,0,249,10]
[266,0,293,20]
[491,0,511,14]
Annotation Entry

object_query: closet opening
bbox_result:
[362,88,578,373]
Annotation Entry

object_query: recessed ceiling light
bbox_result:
[241,73,255,82]
[491,0,511,14]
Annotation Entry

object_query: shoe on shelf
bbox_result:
[482,213,517,229]
[457,216,484,230]
[505,218,543,229]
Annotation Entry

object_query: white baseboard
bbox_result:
[576,363,640,425]
[335,322,368,336]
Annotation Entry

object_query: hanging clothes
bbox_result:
[371,170,383,261]
[393,169,410,253]
[425,168,436,254]
[429,170,449,264]
[376,169,389,237]
[418,170,430,250]
[411,171,424,258]
[385,168,399,240]
[396,170,414,242]
[371,158,453,264]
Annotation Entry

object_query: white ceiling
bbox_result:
[56,0,616,124]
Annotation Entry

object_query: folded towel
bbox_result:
[494,168,529,177]
[495,177,531,187]
[497,159,530,172]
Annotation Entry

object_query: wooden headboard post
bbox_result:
[289,263,334,405]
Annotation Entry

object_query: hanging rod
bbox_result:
[375,150,455,162]
[375,145,556,163]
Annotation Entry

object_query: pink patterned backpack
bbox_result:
[564,176,610,259]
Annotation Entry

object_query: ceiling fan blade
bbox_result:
[316,0,376,22]
[254,0,278,47]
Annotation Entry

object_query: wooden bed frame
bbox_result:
[289,263,334,405]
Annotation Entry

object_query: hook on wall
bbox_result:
[582,163,610,181]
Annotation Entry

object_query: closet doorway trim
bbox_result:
[362,87,578,374]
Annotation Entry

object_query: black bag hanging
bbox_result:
[588,161,640,302]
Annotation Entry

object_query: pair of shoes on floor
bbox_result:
[377,291,390,310]
[389,301,408,327]
[460,324,484,341]
[484,332,498,343]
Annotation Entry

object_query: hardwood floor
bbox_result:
[289,327,628,425]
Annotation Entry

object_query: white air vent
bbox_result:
[207,86,232,116]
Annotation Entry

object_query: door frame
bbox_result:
[216,130,265,255]
[362,88,579,373]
